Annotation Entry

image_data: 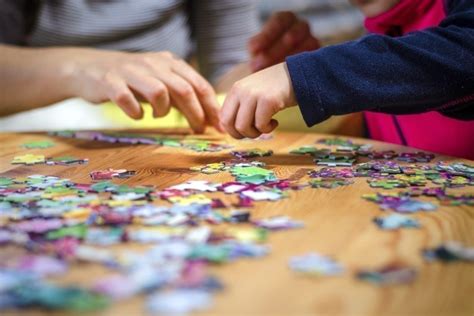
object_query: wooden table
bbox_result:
[0,129,473,316]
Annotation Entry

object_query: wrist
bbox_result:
[54,49,82,99]
[282,62,297,109]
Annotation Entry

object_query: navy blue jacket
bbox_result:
[286,0,474,127]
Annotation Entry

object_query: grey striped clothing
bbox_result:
[0,0,259,82]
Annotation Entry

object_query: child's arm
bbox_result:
[221,1,474,139]
[0,45,222,133]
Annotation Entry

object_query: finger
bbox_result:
[255,97,280,134]
[282,20,312,50]
[290,36,320,56]
[252,20,312,71]
[248,11,297,56]
[234,95,260,138]
[171,60,224,132]
[123,73,170,118]
[160,74,205,133]
[220,88,244,139]
[104,75,143,119]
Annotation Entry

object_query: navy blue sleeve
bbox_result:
[286,0,474,127]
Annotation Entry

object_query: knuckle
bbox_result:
[115,90,132,104]
[261,94,277,106]
[195,111,206,124]
[150,84,166,99]
[102,71,117,84]
[232,81,247,94]
[235,122,248,134]
[141,56,156,68]
[159,51,174,59]
[195,82,212,95]
[220,114,233,127]
[176,84,194,98]
[255,120,267,131]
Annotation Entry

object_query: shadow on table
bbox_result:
[189,153,316,167]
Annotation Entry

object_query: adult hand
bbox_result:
[71,49,222,133]
[248,11,320,72]
[220,62,296,139]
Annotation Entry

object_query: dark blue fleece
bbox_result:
[286,0,474,127]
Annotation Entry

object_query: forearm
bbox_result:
[286,3,474,126]
[0,45,80,116]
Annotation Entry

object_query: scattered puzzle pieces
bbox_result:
[168,194,213,206]
[309,177,354,189]
[373,214,420,230]
[397,152,435,163]
[290,146,330,157]
[363,193,437,213]
[253,216,303,230]
[49,131,232,153]
[423,241,474,262]
[190,162,228,174]
[308,168,354,178]
[90,169,136,180]
[366,150,397,160]
[231,148,273,159]
[357,265,417,285]
[169,181,219,192]
[289,253,344,276]
[314,157,356,167]
[46,156,89,166]
[367,178,408,189]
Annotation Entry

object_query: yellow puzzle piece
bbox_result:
[11,154,45,165]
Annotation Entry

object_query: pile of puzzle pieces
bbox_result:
[49,130,232,152]
[287,137,473,284]
[12,154,88,166]
[0,172,306,313]
[2,134,474,313]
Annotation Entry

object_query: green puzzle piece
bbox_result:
[290,146,330,157]
[231,166,272,177]
[22,140,55,149]
[46,224,88,240]
[309,178,354,189]
[230,165,277,184]
[0,177,13,186]
[367,178,408,189]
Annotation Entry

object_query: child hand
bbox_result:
[248,11,320,72]
[71,49,222,133]
[220,62,297,139]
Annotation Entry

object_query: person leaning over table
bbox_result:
[221,0,474,160]
[0,0,318,134]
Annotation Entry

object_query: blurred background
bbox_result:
[0,0,365,135]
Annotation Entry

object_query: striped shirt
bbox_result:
[0,0,259,82]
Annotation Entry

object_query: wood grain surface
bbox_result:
[0,129,473,316]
